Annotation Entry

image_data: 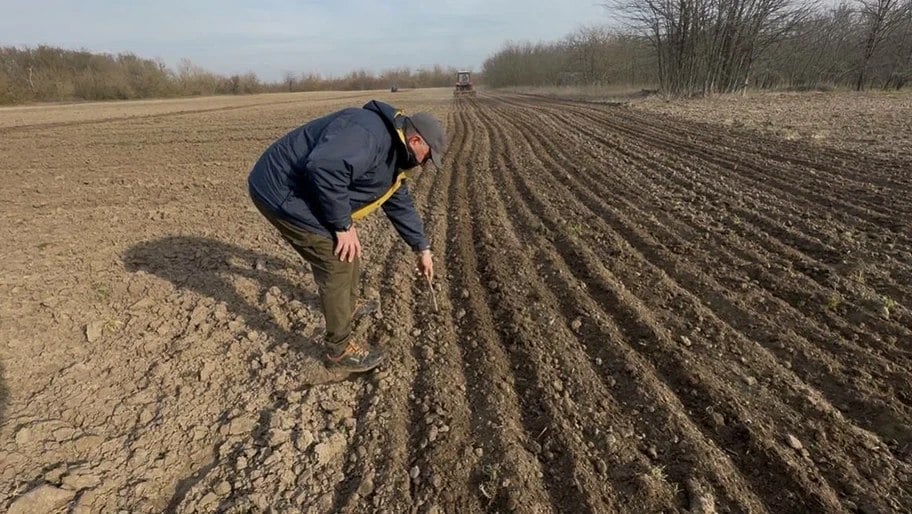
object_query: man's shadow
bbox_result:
[123,236,343,383]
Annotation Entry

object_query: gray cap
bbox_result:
[409,112,447,169]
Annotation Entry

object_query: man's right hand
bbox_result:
[334,226,361,262]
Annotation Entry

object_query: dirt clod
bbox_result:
[85,321,104,343]
[8,485,75,514]
[686,479,717,514]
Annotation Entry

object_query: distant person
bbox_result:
[247,101,447,373]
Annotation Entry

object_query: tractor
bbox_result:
[453,71,476,97]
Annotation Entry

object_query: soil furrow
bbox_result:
[545,98,912,272]
[476,99,775,513]
[396,106,483,512]
[479,95,911,511]
[612,105,912,195]
[496,98,912,438]
[496,93,912,299]
[478,98,847,512]
[562,104,912,294]
[512,96,912,346]
[441,101,558,513]
[7,90,912,514]
[515,92,912,200]
[466,101,633,513]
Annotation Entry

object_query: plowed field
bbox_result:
[1,89,911,513]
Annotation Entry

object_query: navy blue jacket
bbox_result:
[248,100,429,251]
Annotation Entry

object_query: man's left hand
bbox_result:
[417,249,433,282]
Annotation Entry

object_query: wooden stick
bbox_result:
[425,274,439,313]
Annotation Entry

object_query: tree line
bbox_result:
[483,0,912,94]
[6,1,910,104]
[0,47,254,104]
[482,28,659,88]
[0,46,461,105]
[279,65,458,93]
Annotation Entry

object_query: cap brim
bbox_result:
[428,152,442,170]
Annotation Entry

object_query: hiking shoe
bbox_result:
[326,342,387,373]
[350,300,381,341]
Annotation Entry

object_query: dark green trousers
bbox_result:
[252,198,359,354]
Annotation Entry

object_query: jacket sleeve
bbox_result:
[303,123,377,232]
[382,184,430,251]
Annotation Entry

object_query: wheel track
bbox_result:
[493,97,912,442]
[478,95,912,511]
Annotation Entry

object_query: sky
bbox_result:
[0,0,610,81]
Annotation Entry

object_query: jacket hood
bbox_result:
[363,100,408,151]
[364,100,418,169]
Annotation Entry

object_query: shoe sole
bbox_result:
[327,354,387,373]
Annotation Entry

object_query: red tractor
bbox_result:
[454,71,476,97]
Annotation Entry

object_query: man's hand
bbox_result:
[334,226,361,262]
[416,249,433,281]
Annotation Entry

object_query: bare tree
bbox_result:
[607,0,814,95]
[855,0,911,89]
[282,71,296,92]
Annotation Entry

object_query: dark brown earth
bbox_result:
[1,89,911,513]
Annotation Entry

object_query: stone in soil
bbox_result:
[314,433,347,466]
[85,321,105,343]
[570,318,583,331]
[215,481,232,495]
[686,478,717,514]
[225,416,256,436]
[61,472,102,490]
